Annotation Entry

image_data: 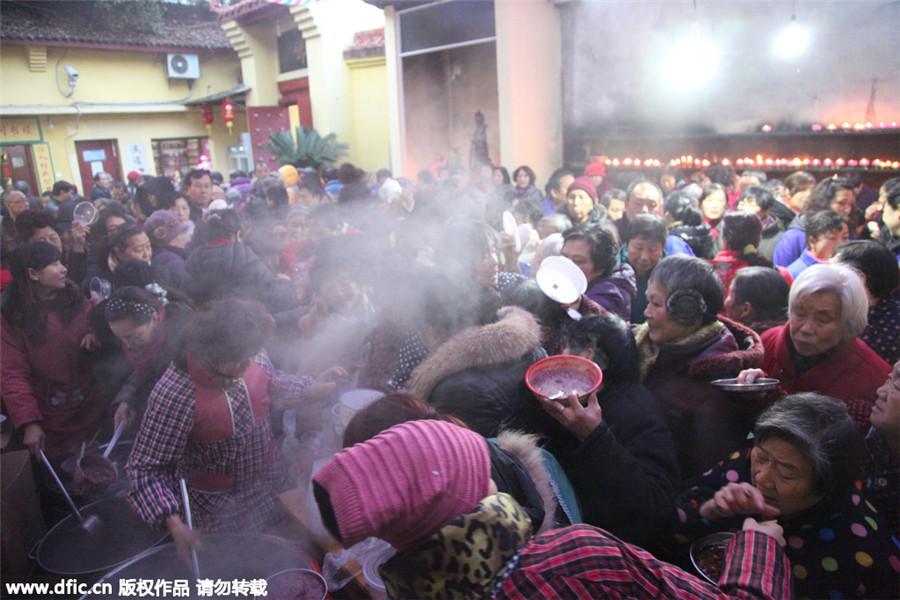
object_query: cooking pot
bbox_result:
[81,533,314,600]
[32,496,168,576]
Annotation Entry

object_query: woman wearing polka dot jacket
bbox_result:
[669,393,899,599]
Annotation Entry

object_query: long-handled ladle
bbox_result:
[179,478,201,580]
[40,450,101,532]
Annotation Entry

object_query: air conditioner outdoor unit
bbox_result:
[166,54,200,79]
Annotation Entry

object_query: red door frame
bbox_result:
[74,139,123,194]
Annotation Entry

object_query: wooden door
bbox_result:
[75,139,122,193]
[247,106,291,170]
[2,144,38,194]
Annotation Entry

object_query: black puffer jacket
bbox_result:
[180,241,298,312]
[668,223,714,259]
[514,378,679,549]
[407,307,545,438]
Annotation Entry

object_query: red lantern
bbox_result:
[221,98,235,133]
[201,103,214,126]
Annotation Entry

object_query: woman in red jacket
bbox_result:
[1,242,104,458]
[740,263,891,429]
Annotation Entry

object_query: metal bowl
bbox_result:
[710,377,780,393]
[689,531,735,584]
[266,568,327,600]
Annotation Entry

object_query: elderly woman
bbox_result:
[342,391,576,534]
[561,224,636,320]
[636,255,765,479]
[126,298,345,563]
[670,393,900,600]
[560,176,602,225]
[313,419,791,600]
[866,359,900,535]
[742,263,891,430]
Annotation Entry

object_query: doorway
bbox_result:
[1,144,39,194]
[75,139,122,195]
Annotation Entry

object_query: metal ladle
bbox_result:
[40,450,101,533]
[180,478,201,580]
[102,421,125,460]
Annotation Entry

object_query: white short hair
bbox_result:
[789,263,868,339]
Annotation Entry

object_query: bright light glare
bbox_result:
[773,19,810,57]
[665,23,718,88]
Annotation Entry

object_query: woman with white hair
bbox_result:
[741,263,891,429]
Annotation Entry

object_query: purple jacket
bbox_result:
[585,263,637,321]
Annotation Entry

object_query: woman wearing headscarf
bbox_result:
[313,419,791,600]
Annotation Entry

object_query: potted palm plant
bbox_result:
[265,126,349,170]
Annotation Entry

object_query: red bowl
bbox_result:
[525,355,602,404]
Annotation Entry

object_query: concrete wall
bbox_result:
[402,42,499,178]
[560,1,900,160]
[495,0,563,189]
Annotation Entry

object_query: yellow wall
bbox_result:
[1,112,243,193]
[345,56,390,173]
[0,45,239,107]
[0,44,243,188]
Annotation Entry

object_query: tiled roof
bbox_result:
[209,0,285,24]
[343,27,384,59]
[0,1,233,51]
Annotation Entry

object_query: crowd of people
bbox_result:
[1,157,899,598]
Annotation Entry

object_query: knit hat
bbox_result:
[143,210,189,245]
[583,161,606,178]
[313,420,491,550]
[567,176,598,203]
[127,171,141,182]
[279,165,299,188]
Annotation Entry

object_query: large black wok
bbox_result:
[33,496,168,576]
[80,533,314,600]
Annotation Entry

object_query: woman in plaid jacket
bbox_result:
[126,297,344,563]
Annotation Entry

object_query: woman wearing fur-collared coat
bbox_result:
[407,305,545,438]
[637,256,767,480]
[516,313,680,549]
